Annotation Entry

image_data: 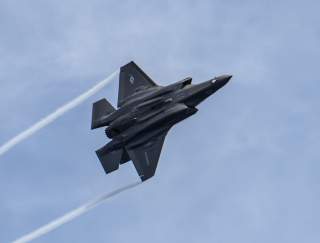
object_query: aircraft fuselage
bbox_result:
[91,61,231,181]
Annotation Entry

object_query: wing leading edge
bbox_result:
[126,131,168,181]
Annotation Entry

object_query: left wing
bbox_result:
[126,132,168,181]
[118,61,158,107]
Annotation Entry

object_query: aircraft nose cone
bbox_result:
[214,75,232,86]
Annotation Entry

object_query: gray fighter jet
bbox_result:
[91,61,231,181]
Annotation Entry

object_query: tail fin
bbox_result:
[91,98,115,129]
[96,146,130,174]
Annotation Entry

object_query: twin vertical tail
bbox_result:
[91,98,115,129]
[91,98,127,173]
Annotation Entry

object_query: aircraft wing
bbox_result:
[118,61,158,107]
[126,131,168,181]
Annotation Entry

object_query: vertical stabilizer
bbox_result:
[91,98,115,129]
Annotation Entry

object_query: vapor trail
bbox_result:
[12,181,142,243]
[0,70,119,156]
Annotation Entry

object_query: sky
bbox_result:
[0,0,319,242]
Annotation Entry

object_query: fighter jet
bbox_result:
[91,61,231,181]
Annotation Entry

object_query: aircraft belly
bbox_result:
[120,103,194,142]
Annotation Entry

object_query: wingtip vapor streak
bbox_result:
[91,61,231,181]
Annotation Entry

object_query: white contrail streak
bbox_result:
[12,181,142,243]
[0,70,119,156]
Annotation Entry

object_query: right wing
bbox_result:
[126,131,168,181]
[118,61,158,107]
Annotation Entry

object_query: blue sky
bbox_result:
[0,0,319,242]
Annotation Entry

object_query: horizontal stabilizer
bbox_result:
[96,146,130,174]
[91,98,115,129]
